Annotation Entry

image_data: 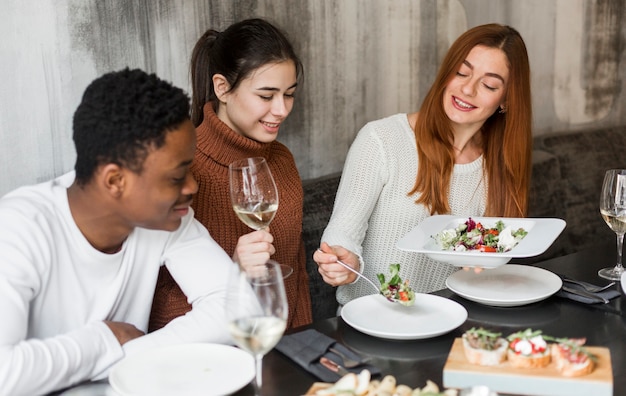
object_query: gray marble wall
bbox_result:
[1,0,624,195]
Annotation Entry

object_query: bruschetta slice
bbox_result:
[550,338,596,377]
[462,327,508,366]
[506,328,551,368]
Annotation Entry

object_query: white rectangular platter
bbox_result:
[443,338,613,396]
[396,216,566,268]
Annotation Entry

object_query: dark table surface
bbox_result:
[233,244,625,396]
[56,245,625,396]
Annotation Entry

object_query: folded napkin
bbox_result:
[275,329,380,382]
[555,275,620,304]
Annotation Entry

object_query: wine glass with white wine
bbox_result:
[226,261,288,396]
[598,169,626,280]
[229,157,293,278]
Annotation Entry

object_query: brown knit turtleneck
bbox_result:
[149,103,312,331]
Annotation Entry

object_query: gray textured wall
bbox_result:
[1,0,625,196]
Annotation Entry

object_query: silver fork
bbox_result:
[316,249,397,303]
[563,279,615,293]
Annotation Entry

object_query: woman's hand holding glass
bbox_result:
[232,229,276,273]
[229,157,292,278]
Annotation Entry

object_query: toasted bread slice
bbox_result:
[506,328,551,368]
[462,336,508,366]
[551,342,595,377]
[507,348,551,368]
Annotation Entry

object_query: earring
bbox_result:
[499,106,506,114]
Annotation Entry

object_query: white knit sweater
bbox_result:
[322,113,487,306]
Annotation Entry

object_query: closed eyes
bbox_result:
[455,72,499,91]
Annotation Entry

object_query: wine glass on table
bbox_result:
[229,157,293,278]
[598,169,626,280]
[226,261,288,396]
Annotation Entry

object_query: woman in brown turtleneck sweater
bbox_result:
[149,18,312,330]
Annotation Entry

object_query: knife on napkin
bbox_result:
[319,357,350,376]
[275,329,380,382]
[555,274,620,305]
[561,285,609,304]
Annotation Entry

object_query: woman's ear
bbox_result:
[212,74,231,103]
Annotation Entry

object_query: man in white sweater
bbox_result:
[0,69,239,395]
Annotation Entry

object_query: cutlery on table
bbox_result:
[328,347,367,368]
[319,357,350,376]
[316,249,398,303]
[562,278,615,293]
[562,285,609,304]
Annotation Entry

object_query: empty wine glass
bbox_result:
[598,169,626,280]
[226,261,288,396]
[229,157,293,278]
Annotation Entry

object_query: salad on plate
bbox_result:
[433,217,528,253]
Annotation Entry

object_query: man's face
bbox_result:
[121,119,198,231]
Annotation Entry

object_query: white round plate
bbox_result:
[621,271,626,294]
[340,294,467,340]
[109,343,254,396]
[59,382,112,396]
[396,215,566,269]
[446,264,562,307]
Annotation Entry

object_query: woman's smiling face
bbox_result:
[217,60,297,143]
[443,45,510,131]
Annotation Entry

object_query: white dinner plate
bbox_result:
[109,343,254,396]
[59,382,113,396]
[621,271,626,294]
[396,215,566,269]
[340,294,467,340]
[445,264,562,307]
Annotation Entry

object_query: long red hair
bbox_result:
[409,24,532,217]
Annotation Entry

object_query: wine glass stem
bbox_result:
[615,233,624,271]
[253,354,263,396]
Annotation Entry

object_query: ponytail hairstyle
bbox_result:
[409,23,532,217]
[189,18,303,127]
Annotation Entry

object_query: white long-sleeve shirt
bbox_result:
[0,172,237,395]
[321,114,487,306]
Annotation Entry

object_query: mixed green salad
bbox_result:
[433,217,528,253]
[376,264,415,306]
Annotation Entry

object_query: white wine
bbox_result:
[600,210,626,234]
[233,202,278,230]
[229,316,286,355]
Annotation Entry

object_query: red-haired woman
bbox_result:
[314,23,532,309]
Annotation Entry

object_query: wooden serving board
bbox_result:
[305,382,331,395]
[443,338,613,396]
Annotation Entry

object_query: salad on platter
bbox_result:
[376,264,415,306]
[433,217,528,253]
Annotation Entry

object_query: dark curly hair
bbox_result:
[72,68,190,186]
